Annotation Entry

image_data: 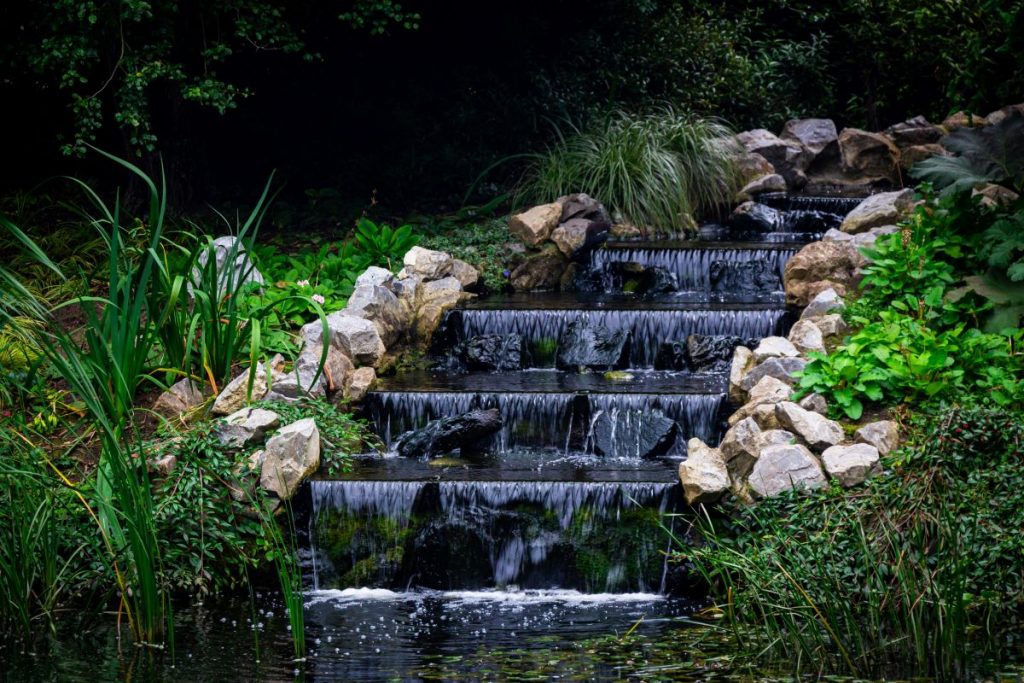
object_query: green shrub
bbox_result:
[520,109,741,233]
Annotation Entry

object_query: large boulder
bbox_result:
[840,189,915,234]
[748,443,827,498]
[343,366,376,403]
[733,151,775,185]
[729,201,783,232]
[216,407,281,450]
[591,408,678,458]
[403,247,453,280]
[855,420,899,456]
[787,319,826,354]
[457,334,525,372]
[737,129,808,188]
[813,313,849,341]
[984,103,1024,126]
[153,378,206,419]
[509,203,562,246]
[260,418,321,502]
[555,320,629,371]
[900,143,948,170]
[775,402,844,452]
[345,285,405,347]
[822,443,881,487]
[941,111,987,130]
[739,357,807,391]
[190,236,264,299]
[728,376,792,426]
[838,128,900,183]
[212,363,270,415]
[397,409,503,458]
[550,217,611,259]
[752,336,800,364]
[323,312,387,367]
[729,345,754,403]
[884,116,943,148]
[678,438,730,505]
[509,244,568,291]
[784,240,862,307]
[685,334,747,373]
[450,259,480,290]
[719,417,762,480]
[269,344,353,400]
[557,193,612,224]
[781,118,838,160]
[354,266,395,290]
[416,276,470,343]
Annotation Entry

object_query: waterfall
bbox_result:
[590,246,797,290]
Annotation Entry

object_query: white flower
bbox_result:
[296,279,310,287]
[311,294,326,305]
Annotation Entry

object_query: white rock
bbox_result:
[354,266,395,290]
[749,443,827,498]
[813,314,849,340]
[752,336,800,363]
[840,189,914,234]
[345,284,405,347]
[189,236,264,299]
[719,417,762,480]
[260,418,320,502]
[798,393,828,415]
[855,420,900,456]
[728,345,754,403]
[822,443,881,487]
[212,363,269,415]
[727,376,792,426]
[216,408,281,450]
[324,312,387,367]
[403,246,454,280]
[343,366,376,403]
[788,319,826,354]
[775,402,844,452]
[678,438,730,505]
[153,378,206,419]
[739,357,807,391]
[801,288,843,319]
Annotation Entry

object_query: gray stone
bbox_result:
[719,417,761,480]
[749,443,827,498]
[814,314,849,340]
[216,408,281,450]
[822,443,881,487]
[885,116,943,147]
[801,288,843,319]
[840,190,915,234]
[343,366,376,403]
[150,454,177,477]
[678,438,730,505]
[729,345,754,403]
[508,203,562,246]
[260,418,320,501]
[324,313,387,367]
[838,128,900,183]
[189,236,264,299]
[757,429,796,450]
[752,336,800,363]
[855,420,900,456]
[739,357,807,391]
[403,246,453,280]
[153,378,206,419]
[550,217,611,259]
[345,285,405,347]
[736,129,808,188]
[788,319,826,354]
[591,408,678,458]
[269,345,353,400]
[354,266,395,290]
[781,118,838,158]
[728,376,792,426]
[212,363,269,415]
[775,402,844,452]
[451,259,480,290]
[784,241,863,307]
[737,173,787,198]
[798,393,828,415]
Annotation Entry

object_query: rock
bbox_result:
[781,118,838,159]
[212,363,269,415]
[509,203,562,246]
[550,217,611,259]
[822,443,881,487]
[941,111,987,130]
[719,417,762,480]
[739,357,807,391]
[798,393,828,415]
[900,143,948,169]
[788,319,826,354]
[397,409,503,458]
[748,443,827,498]
[710,260,780,293]
[685,335,747,373]
[392,275,421,320]
[885,116,944,148]
[729,345,754,403]
[260,418,321,501]
[343,366,376,402]
[736,129,808,188]
[855,420,900,456]
[190,236,264,298]
[738,173,787,198]
[150,454,177,477]
[840,189,915,234]
[624,265,679,298]
[813,313,849,340]
[728,376,792,426]
[729,201,782,232]
[451,259,480,290]
[153,378,206,419]
[416,277,471,343]
[747,403,782,430]
[784,241,862,307]
[973,183,1020,209]
[403,246,453,280]
[355,266,395,290]
[752,336,800,363]
[458,334,524,372]
[345,285,404,346]
[678,438,730,505]
[556,320,629,371]
[509,245,568,291]
[801,288,844,319]
[838,128,900,183]
[216,408,281,450]
[610,222,642,238]
[270,345,352,400]
[758,429,796,450]
[775,402,844,452]
[324,312,387,367]
[557,193,611,224]
[984,103,1024,126]
[733,151,775,184]
[591,408,678,458]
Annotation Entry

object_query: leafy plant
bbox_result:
[353,217,418,270]
[257,397,379,475]
[910,113,1024,196]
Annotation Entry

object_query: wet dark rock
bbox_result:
[397,409,503,458]
[555,320,630,371]
[729,201,782,232]
[456,334,525,372]
[558,193,612,225]
[685,334,750,373]
[654,341,688,371]
[709,260,781,293]
[612,263,679,297]
[781,209,843,233]
[591,408,678,458]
